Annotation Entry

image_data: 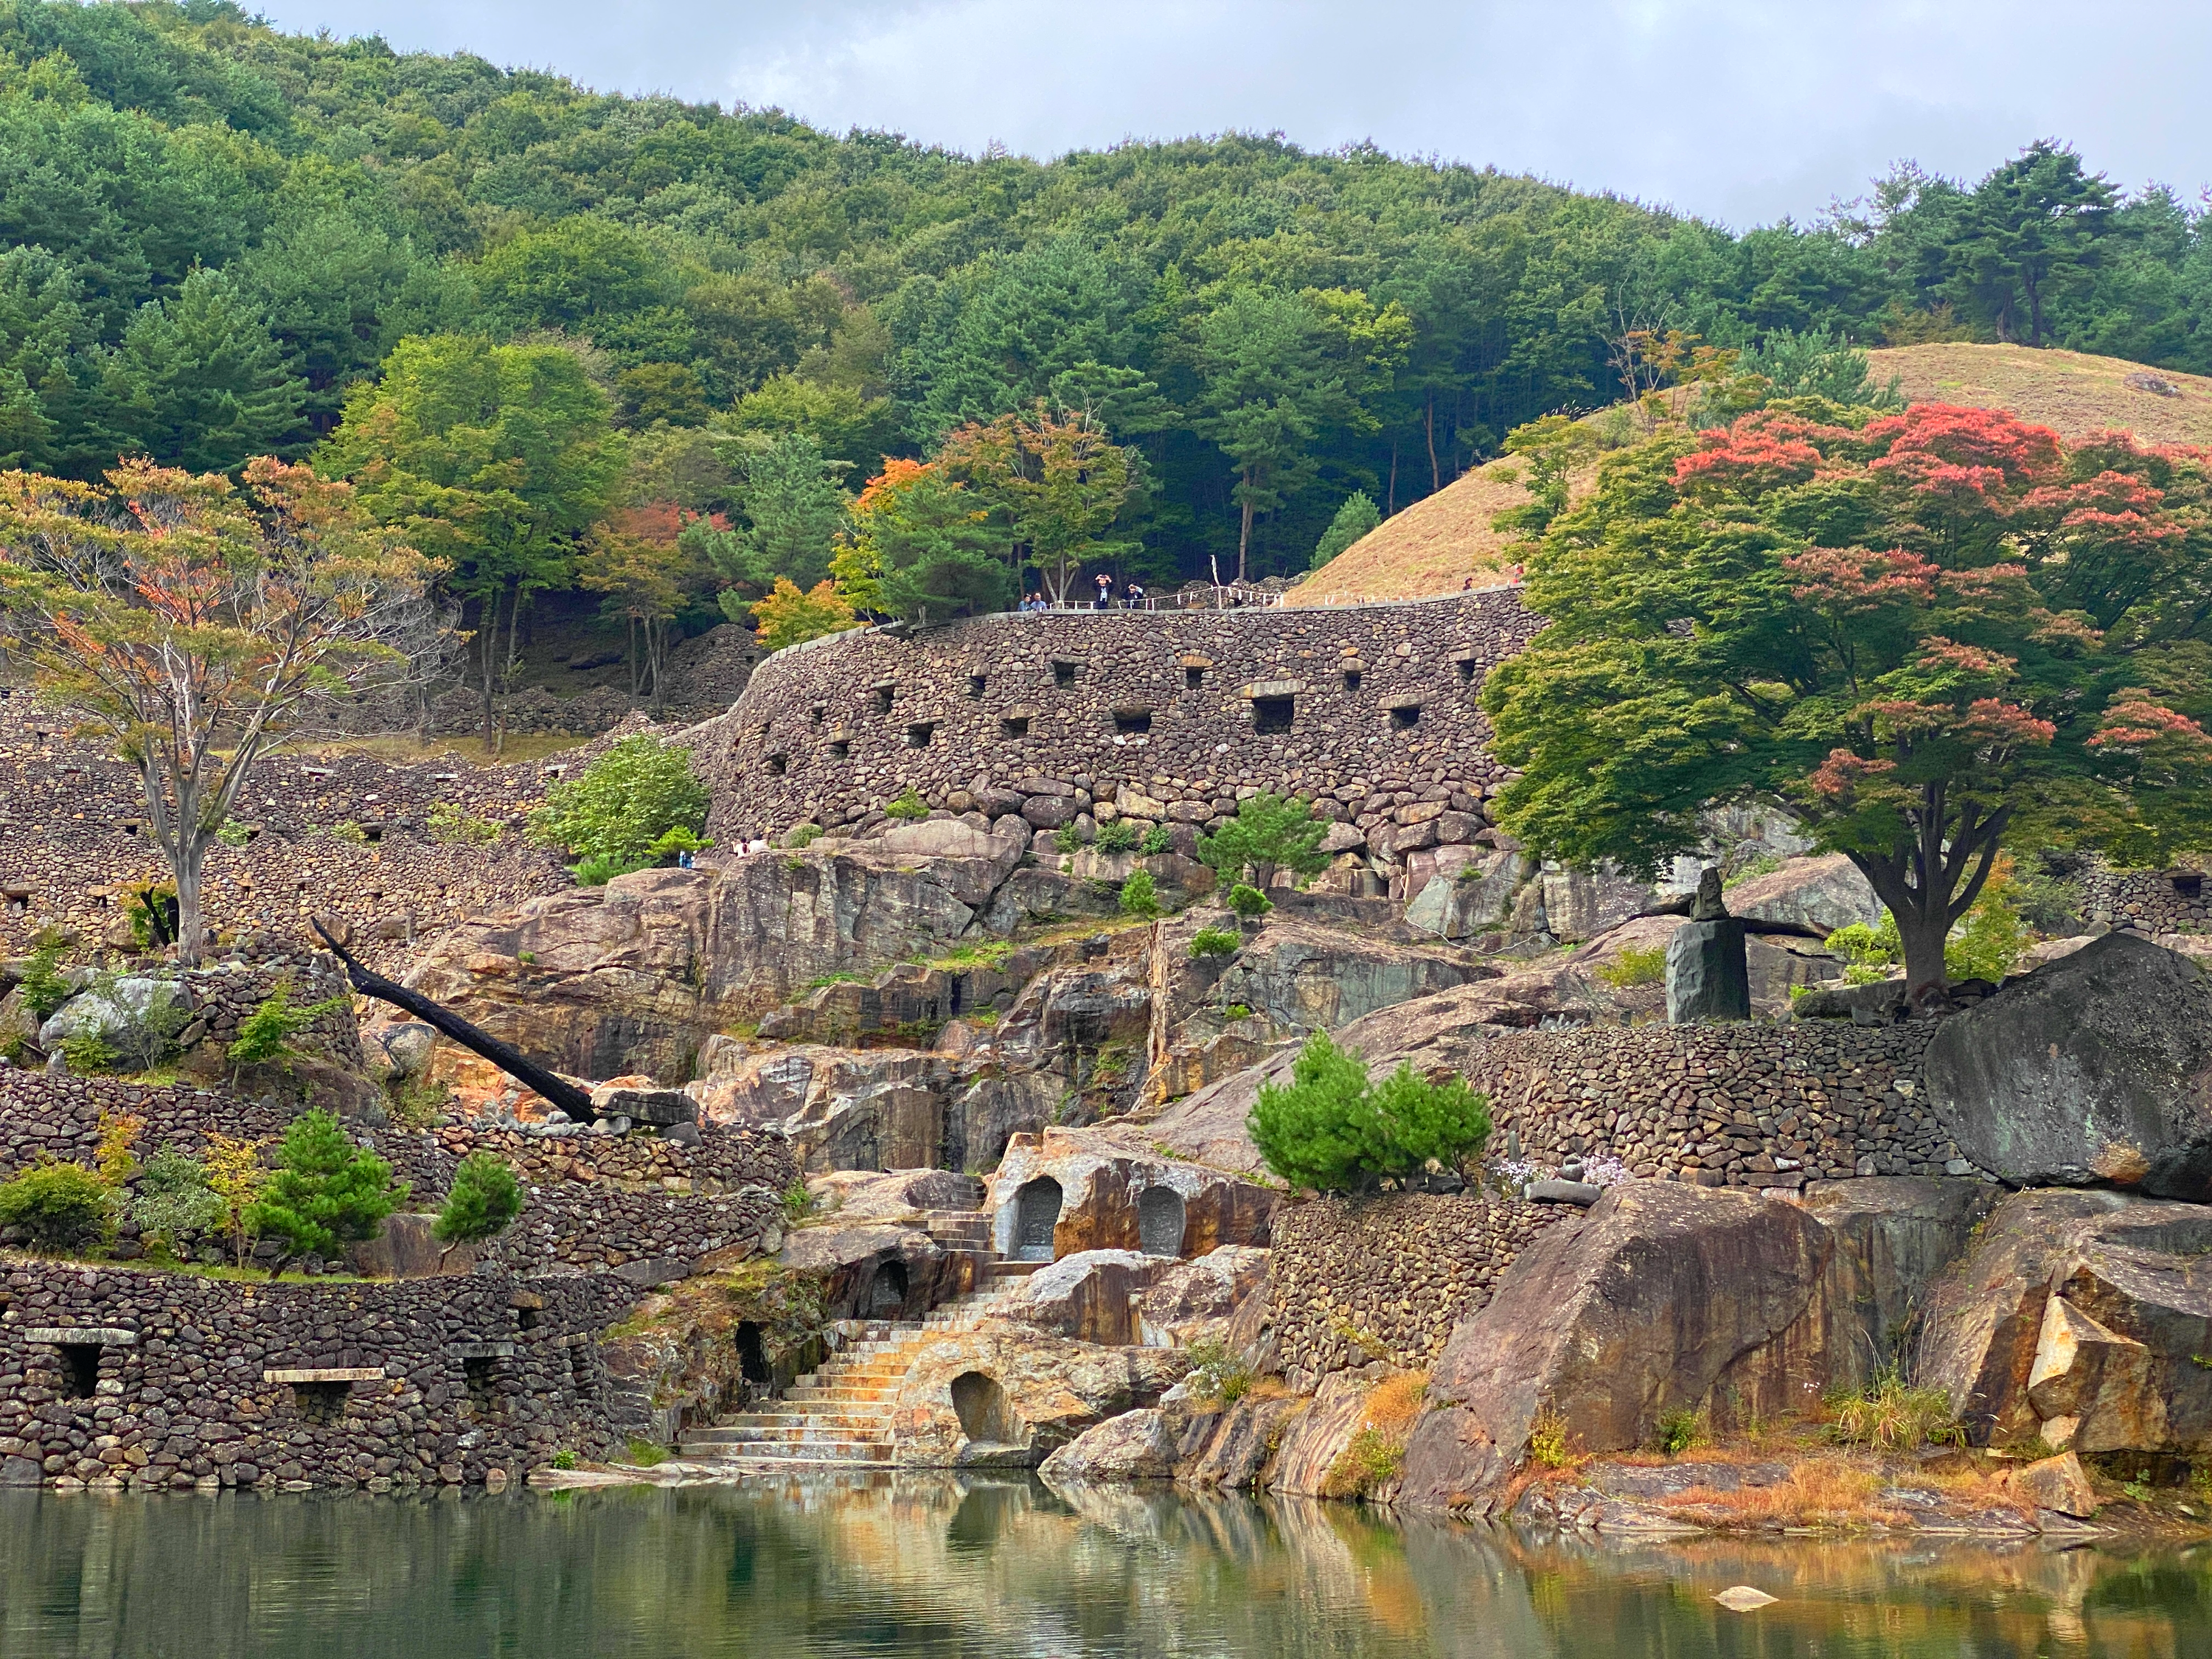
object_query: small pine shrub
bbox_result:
[1138,824,1173,856]
[0,1161,115,1253]
[61,1031,119,1076]
[1188,928,1240,959]
[434,1152,524,1253]
[1226,883,1273,920]
[1247,1030,1492,1193]
[1052,824,1087,853]
[246,1110,407,1261]
[1119,869,1162,919]
[883,785,929,821]
[1093,819,1139,854]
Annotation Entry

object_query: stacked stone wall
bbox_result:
[2080,864,2210,935]
[0,1262,636,1490]
[1468,1021,1972,1189]
[0,1072,797,1274]
[705,592,1541,840]
[1268,1194,1568,1382]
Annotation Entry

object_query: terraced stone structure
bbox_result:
[1268,1194,1569,1382]
[0,1262,636,1490]
[703,591,1542,840]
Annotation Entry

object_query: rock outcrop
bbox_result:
[986,1126,1279,1262]
[1926,933,2212,1197]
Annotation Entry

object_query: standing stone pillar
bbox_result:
[1666,868,1750,1023]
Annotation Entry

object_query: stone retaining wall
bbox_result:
[0,1073,799,1274]
[1268,1194,1569,1381]
[1467,1021,1969,1188]
[0,1262,636,1489]
[2081,865,2210,935]
[704,592,1542,841]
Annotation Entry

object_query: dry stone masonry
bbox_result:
[0,1262,636,1491]
[1269,1194,1569,1382]
[703,592,1543,841]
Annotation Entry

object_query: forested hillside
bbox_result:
[7,0,2212,613]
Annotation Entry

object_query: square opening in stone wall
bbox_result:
[873,684,896,714]
[291,1380,352,1425]
[1252,695,1295,734]
[967,674,987,699]
[1113,709,1152,735]
[1457,658,1478,684]
[463,1354,502,1416]
[828,740,850,761]
[766,753,788,776]
[57,1343,100,1399]
[1185,667,1205,690]
[1342,669,1363,692]
[905,723,936,748]
[1054,661,1080,689]
[362,824,383,844]
[1390,703,1422,729]
[810,705,826,728]
[1001,716,1030,740]
[2171,869,2204,899]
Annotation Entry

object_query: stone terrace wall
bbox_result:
[1466,1021,1972,1189]
[0,1073,798,1276]
[703,591,1542,839]
[1268,1194,1568,1384]
[0,1261,636,1489]
[2081,864,2210,935]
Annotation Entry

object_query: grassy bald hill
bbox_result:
[1293,344,2212,605]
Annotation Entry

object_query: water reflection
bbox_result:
[0,1476,2206,1658]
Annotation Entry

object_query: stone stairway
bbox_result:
[675,1217,1047,1472]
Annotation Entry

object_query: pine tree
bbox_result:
[246,1109,406,1262]
[1310,490,1380,571]
[434,1152,523,1261]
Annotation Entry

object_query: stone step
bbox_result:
[707,1412,892,1434]
[686,1424,892,1447]
[679,1440,894,1465]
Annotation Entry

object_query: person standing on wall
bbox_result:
[1124,577,1147,610]
[1094,571,1114,610]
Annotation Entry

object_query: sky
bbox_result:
[253,0,2212,227]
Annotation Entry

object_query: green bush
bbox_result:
[427,801,502,844]
[0,1161,115,1252]
[1052,823,1088,853]
[529,736,711,880]
[60,1031,118,1076]
[215,818,253,848]
[1593,945,1666,988]
[1138,824,1173,856]
[1119,869,1161,919]
[246,1109,408,1261]
[1093,819,1139,854]
[1183,1338,1254,1404]
[434,1152,524,1252]
[1310,490,1381,571]
[1247,1032,1492,1193]
[131,1147,225,1249]
[226,979,349,1070]
[883,785,929,821]
[122,880,180,949]
[1197,792,1329,891]
[1188,928,1241,958]
[1226,883,1273,920]
[328,820,369,844]
[17,938,74,1020]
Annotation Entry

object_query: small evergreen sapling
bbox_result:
[434,1152,524,1262]
[1119,869,1162,919]
[247,1110,407,1265]
[1247,1031,1492,1193]
[1198,792,1329,891]
[226,979,349,1076]
[1226,883,1273,921]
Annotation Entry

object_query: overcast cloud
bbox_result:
[254,0,2212,226]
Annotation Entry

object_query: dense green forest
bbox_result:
[6,0,2212,613]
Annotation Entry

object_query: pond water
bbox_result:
[3,1475,2208,1658]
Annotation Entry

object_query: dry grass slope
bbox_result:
[1293,343,2212,606]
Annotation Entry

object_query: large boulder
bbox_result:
[1800,1175,1999,1391]
[1135,1245,1270,1348]
[887,1328,1186,1467]
[1665,919,1750,1023]
[1201,916,1492,1035]
[38,975,191,1071]
[1919,1187,2212,1452]
[1724,853,1883,933]
[779,1220,973,1322]
[1397,1183,1835,1512]
[1925,933,2212,1197]
[996,1250,1177,1345]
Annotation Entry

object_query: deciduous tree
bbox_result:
[0,457,436,963]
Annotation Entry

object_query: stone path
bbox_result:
[676,1217,1044,1471]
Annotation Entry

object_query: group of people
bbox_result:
[1017,575,1150,612]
